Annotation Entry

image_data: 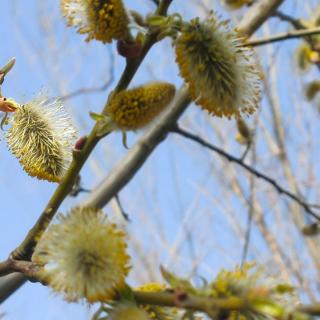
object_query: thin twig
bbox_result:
[241,137,256,266]
[273,10,305,29]
[172,126,320,222]
[248,26,320,47]
[115,194,130,221]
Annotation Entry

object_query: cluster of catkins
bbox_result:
[0,0,266,318]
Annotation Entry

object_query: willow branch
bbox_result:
[9,1,173,262]
[133,291,320,317]
[0,0,287,303]
[172,126,320,222]
[248,26,320,47]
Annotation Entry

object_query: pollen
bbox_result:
[32,207,131,303]
[174,14,262,119]
[61,0,130,43]
[5,96,77,183]
[106,82,176,131]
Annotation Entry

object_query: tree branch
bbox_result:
[133,290,320,317]
[9,0,173,263]
[171,126,320,222]
[0,0,287,303]
[248,26,320,47]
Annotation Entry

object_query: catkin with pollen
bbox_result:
[6,96,77,182]
[175,14,262,118]
[60,0,130,43]
[106,82,176,131]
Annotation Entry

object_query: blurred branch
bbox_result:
[273,10,304,29]
[248,26,320,47]
[172,126,320,222]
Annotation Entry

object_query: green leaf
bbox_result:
[89,112,107,122]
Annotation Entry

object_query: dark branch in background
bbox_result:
[115,194,130,221]
[0,0,286,304]
[273,10,305,29]
[248,26,320,47]
[171,126,320,222]
[273,10,320,71]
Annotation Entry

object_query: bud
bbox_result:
[106,82,176,131]
[236,118,252,145]
[0,97,18,113]
[117,40,142,59]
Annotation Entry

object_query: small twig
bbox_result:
[115,194,130,221]
[241,140,256,267]
[172,126,320,222]
[248,26,320,47]
[0,258,40,280]
[273,11,305,30]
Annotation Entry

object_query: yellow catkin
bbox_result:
[222,0,252,10]
[6,97,77,182]
[61,0,130,43]
[236,118,252,145]
[175,15,262,119]
[305,80,320,101]
[106,82,176,131]
[32,207,130,303]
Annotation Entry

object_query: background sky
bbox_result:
[1,0,320,319]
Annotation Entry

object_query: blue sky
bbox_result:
[1,0,320,319]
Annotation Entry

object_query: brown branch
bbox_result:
[248,26,320,47]
[273,10,305,29]
[171,126,320,222]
